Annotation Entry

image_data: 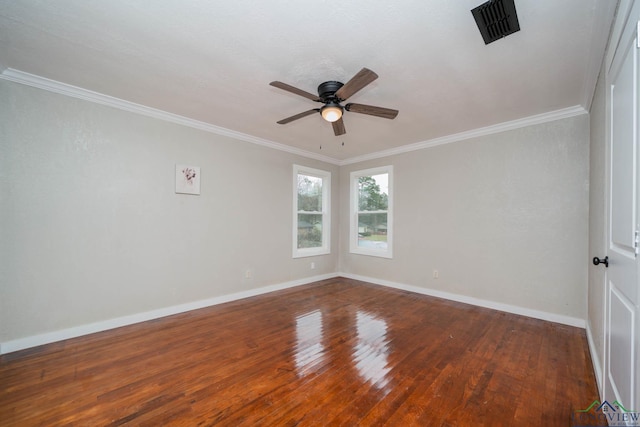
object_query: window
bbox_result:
[293,165,331,258]
[350,166,393,258]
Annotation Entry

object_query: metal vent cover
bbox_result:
[471,0,520,45]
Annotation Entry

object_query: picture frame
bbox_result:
[175,165,201,195]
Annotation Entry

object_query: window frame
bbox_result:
[349,165,393,259]
[293,164,331,258]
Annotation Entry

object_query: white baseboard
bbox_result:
[0,273,338,355]
[1,272,587,354]
[339,272,586,328]
[585,321,604,399]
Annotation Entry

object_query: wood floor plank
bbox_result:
[0,277,599,426]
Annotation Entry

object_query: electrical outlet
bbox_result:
[245,269,252,279]
[433,270,439,279]
[311,262,315,270]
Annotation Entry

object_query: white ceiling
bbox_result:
[0,1,616,162]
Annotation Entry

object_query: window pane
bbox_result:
[298,175,323,212]
[298,213,323,248]
[358,173,388,211]
[357,212,388,249]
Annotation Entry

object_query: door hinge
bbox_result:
[637,21,640,48]
[635,230,639,255]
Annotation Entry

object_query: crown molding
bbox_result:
[0,68,341,165]
[338,105,588,165]
[2,68,587,167]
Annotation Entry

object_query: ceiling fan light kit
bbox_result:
[320,102,343,122]
[270,68,399,136]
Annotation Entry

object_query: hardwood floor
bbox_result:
[1,277,598,426]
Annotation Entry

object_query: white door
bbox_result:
[604,6,640,413]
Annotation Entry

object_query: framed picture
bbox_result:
[175,165,200,195]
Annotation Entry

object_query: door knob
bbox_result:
[592,256,608,268]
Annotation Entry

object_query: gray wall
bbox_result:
[1,77,592,349]
[0,80,339,344]
[340,115,590,320]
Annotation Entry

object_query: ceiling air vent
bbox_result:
[471,0,520,45]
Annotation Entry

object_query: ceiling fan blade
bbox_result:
[335,68,378,101]
[276,109,319,125]
[332,117,346,136]
[270,81,322,102]
[345,103,399,120]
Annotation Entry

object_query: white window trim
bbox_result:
[293,165,331,258]
[349,165,393,259]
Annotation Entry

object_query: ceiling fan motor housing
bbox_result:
[318,81,344,101]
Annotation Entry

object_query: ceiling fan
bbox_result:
[269,68,399,136]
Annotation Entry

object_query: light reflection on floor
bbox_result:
[354,311,391,390]
[294,310,325,376]
[294,309,391,391]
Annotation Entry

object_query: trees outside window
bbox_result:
[293,165,330,258]
[350,166,393,258]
